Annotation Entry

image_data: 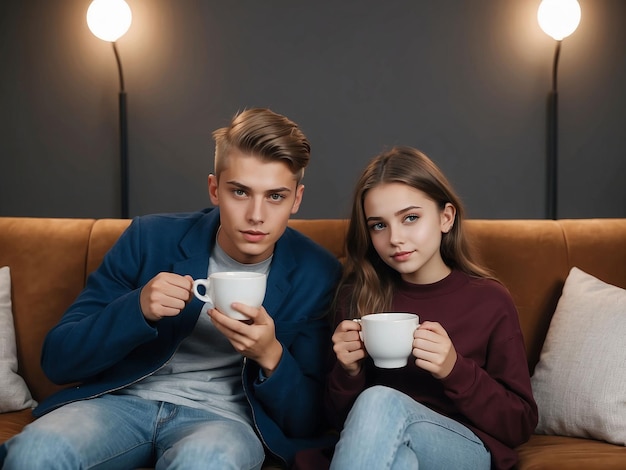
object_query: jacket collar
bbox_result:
[173,208,220,280]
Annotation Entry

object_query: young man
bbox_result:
[1,108,342,469]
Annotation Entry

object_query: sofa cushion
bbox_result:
[0,266,36,412]
[0,409,34,444]
[516,435,626,469]
[531,267,626,446]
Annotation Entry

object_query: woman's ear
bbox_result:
[440,203,456,233]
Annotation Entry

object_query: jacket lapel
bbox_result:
[262,228,297,318]
[173,208,220,279]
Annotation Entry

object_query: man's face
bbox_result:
[208,150,304,264]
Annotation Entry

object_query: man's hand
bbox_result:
[140,273,193,322]
[332,319,366,377]
[209,303,283,378]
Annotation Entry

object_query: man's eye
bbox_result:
[269,194,285,201]
[234,189,246,197]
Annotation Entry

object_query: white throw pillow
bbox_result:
[531,267,626,446]
[0,266,37,412]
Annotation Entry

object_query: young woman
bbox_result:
[325,147,537,470]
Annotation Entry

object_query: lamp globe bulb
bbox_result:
[87,0,132,42]
[537,0,581,41]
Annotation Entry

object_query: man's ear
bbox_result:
[208,174,219,205]
[290,184,305,215]
[440,202,456,233]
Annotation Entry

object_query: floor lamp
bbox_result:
[537,0,581,220]
[87,0,133,218]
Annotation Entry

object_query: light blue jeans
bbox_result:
[330,385,490,470]
[2,394,265,470]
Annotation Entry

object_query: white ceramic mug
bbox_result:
[354,312,420,368]
[192,271,267,321]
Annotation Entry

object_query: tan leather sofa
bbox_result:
[1,216,625,468]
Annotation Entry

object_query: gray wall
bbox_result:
[1,0,624,220]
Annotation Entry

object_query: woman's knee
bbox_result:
[355,385,398,406]
[351,386,411,416]
[344,385,415,433]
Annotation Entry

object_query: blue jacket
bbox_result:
[35,208,342,466]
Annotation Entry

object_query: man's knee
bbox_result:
[3,428,80,469]
[157,423,264,470]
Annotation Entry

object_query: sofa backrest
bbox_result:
[0,218,96,400]
[1,216,625,402]
[466,219,626,371]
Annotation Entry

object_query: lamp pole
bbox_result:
[112,42,129,219]
[86,0,132,218]
[537,0,581,220]
[547,41,561,220]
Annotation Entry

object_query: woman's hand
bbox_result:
[332,319,366,376]
[413,321,457,379]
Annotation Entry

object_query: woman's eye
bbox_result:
[370,222,385,231]
[405,214,419,223]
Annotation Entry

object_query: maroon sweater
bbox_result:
[325,270,538,470]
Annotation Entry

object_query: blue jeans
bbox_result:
[2,394,265,470]
[330,386,490,470]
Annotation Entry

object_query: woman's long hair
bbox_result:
[335,146,492,320]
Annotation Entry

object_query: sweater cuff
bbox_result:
[331,361,367,392]
[440,354,477,396]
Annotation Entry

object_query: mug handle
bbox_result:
[352,318,364,342]
[192,278,213,303]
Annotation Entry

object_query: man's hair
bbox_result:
[212,108,311,182]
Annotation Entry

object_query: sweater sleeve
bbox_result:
[323,288,370,429]
[440,301,538,448]
[325,360,367,429]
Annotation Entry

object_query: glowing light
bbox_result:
[87,0,132,42]
[537,0,581,41]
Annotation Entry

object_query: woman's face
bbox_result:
[363,183,455,285]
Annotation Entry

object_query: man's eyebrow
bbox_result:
[263,186,292,193]
[225,180,292,194]
[225,180,251,191]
